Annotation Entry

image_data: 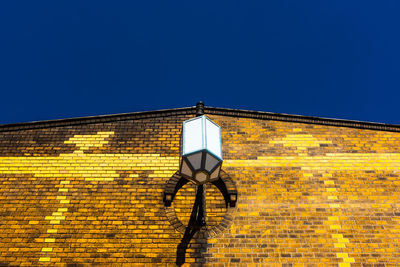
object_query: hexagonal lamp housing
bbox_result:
[180,115,223,185]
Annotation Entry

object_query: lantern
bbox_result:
[180,115,223,184]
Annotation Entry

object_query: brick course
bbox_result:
[0,108,399,266]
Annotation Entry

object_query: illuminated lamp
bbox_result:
[180,115,223,184]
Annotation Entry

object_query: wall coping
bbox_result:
[0,105,399,132]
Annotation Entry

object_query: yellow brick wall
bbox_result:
[209,116,400,266]
[0,114,399,266]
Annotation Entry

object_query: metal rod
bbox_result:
[195,184,206,226]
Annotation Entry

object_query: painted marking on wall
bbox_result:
[322,175,355,266]
[269,134,332,148]
[225,153,400,171]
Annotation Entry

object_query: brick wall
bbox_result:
[0,111,399,266]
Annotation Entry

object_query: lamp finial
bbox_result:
[196,101,204,117]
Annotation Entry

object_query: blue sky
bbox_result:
[1,1,399,124]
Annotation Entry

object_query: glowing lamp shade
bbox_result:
[180,115,223,184]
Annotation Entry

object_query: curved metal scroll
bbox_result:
[163,170,237,266]
[163,170,237,208]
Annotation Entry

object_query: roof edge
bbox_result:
[0,107,196,132]
[206,106,400,132]
[0,105,399,132]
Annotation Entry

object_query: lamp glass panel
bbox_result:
[205,118,222,160]
[187,152,202,170]
[205,153,220,172]
[183,117,204,155]
[210,165,221,180]
[195,172,207,183]
[181,160,193,177]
